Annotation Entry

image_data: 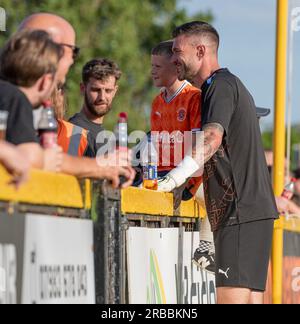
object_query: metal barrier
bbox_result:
[0,166,93,304]
[93,186,207,304]
[1,165,300,304]
[120,188,211,304]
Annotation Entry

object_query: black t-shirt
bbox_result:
[201,68,278,231]
[69,111,105,157]
[0,80,38,145]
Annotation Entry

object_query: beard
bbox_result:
[177,61,197,82]
[84,91,112,118]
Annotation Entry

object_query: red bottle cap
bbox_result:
[42,100,52,108]
[118,112,128,123]
[291,178,297,183]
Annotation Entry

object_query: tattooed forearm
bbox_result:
[191,123,224,166]
[202,123,224,163]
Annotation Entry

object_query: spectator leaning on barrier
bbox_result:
[19,13,77,91]
[20,13,89,159]
[69,58,121,157]
[0,140,30,187]
[19,13,135,188]
[157,21,279,304]
[0,29,63,173]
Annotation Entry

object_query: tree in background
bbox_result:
[0,0,213,132]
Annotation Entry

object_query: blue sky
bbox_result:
[178,0,300,129]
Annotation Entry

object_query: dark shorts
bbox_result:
[213,219,274,292]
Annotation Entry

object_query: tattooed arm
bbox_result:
[157,123,224,192]
[201,123,224,164]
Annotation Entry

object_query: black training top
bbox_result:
[69,111,105,157]
[201,68,278,231]
[0,79,38,145]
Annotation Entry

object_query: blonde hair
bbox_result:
[50,86,67,120]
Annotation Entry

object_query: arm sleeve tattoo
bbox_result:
[192,123,224,165]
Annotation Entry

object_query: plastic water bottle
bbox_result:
[142,134,158,191]
[114,112,128,187]
[282,178,297,200]
[115,112,128,150]
[38,100,58,149]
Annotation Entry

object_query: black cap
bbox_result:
[256,107,270,118]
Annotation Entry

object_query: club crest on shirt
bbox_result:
[177,108,186,122]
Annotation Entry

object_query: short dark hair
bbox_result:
[172,21,219,49]
[82,58,122,85]
[0,29,63,87]
[151,40,173,57]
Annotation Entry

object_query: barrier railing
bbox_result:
[0,166,91,217]
[1,166,300,304]
[93,186,207,304]
[0,166,94,304]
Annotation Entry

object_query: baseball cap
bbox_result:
[256,107,270,118]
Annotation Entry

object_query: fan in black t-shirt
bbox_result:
[0,79,38,145]
[0,29,63,170]
[69,58,121,157]
[69,111,105,157]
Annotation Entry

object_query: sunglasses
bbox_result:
[60,43,80,60]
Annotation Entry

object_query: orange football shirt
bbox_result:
[151,81,202,196]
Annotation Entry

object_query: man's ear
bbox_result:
[80,82,85,95]
[196,44,205,60]
[36,73,55,93]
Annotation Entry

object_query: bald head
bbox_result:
[19,13,76,87]
[19,13,75,44]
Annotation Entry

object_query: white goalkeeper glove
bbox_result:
[157,156,201,192]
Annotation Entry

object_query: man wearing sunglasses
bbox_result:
[19,14,79,90]
[16,13,135,188]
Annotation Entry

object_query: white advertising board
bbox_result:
[127,227,179,304]
[127,227,215,304]
[21,214,95,304]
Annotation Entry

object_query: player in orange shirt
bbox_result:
[151,40,202,200]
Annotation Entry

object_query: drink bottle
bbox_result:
[114,112,128,187]
[38,100,58,149]
[282,178,297,200]
[142,134,158,191]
